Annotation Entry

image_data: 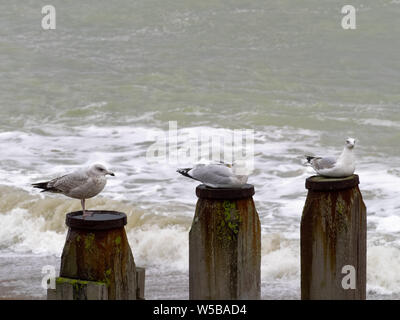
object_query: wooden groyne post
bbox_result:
[47,210,145,300]
[301,175,366,300]
[189,184,261,300]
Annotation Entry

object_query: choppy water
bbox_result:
[1,0,400,299]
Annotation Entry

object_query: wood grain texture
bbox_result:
[301,177,366,300]
[190,186,261,300]
[60,226,137,300]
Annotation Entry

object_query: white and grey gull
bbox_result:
[177,161,249,188]
[32,164,115,217]
[306,138,356,178]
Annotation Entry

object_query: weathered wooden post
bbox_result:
[189,184,261,300]
[301,175,366,300]
[48,211,141,300]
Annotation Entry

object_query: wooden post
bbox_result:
[301,175,366,300]
[189,184,261,300]
[58,211,137,300]
[47,278,108,300]
[136,267,146,300]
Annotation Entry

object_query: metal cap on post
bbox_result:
[190,184,261,300]
[301,174,366,300]
[65,210,127,230]
[305,174,360,191]
[196,184,255,200]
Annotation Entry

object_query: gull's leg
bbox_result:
[81,199,87,217]
[82,199,93,218]
[81,199,85,215]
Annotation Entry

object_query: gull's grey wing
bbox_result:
[48,171,89,194]
[190,164,234,185]
[311,156,336,170]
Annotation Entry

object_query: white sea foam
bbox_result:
[358,119,400,129]
[0,208,66,255]
[127,226,189,272]
[367,246,400,295]
[261,234,299,280]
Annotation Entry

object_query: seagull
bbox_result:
[306,138,356,178]
[177,162,249,188]
[32,164,115,217]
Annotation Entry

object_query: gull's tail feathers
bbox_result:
[177,168,202,182]
[304,155,316,166]
[32,181,61,193]
[177,168,194,178]
[305,155,316,163]
[32,181,49,189]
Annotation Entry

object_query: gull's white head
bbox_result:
[345,137,356,149]
[90,164,115,176]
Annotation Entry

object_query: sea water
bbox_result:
[0,0,400,299]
